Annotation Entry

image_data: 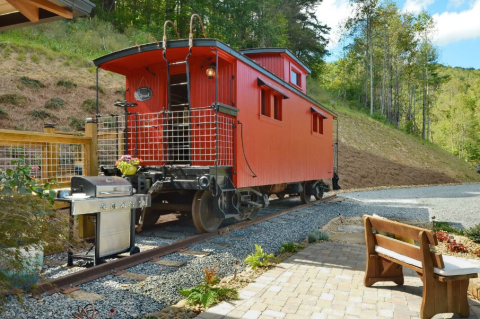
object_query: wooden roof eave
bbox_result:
[0,0,95,32]
[93,39,337,118]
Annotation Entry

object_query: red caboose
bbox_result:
[93,16,339,233]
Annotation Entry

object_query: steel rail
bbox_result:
[37,194,336,295]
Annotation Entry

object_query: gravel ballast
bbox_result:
[4,184,479,319]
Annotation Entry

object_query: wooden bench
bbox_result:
[364,214,480,319]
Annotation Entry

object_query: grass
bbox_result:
[434,221,465,235]
[0,18,153,61]
[30,109,57,120]
[0,94,28,106]
[68,117,85,130]
[45,98,65,110]
[2,46,12,58]
[56,79,77,89]
[89,84,105,94]
[20,76,44,89]
[0,108,7,118]
[82,99,98,112]
[30,53,40,64]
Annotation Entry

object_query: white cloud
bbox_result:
[433,0,480,45]
[315,0,353,49]
[403,0,435,14]
[448,0,465,8]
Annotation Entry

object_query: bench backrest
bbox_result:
[364,215,445,270]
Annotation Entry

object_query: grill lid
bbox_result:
[71,176,133,197]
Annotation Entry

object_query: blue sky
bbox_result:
[316,0,480,69]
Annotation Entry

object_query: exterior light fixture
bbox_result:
[206,63,216,79]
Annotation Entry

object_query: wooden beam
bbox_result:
[6,0,39,22]
[29,0,73,19]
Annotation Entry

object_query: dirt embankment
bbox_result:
[337,142,459,189]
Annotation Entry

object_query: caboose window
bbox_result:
[261,88,270,117]
[312,113,324,135]
[273,94,282,120]
[291,69,300,86]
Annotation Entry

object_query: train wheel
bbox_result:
[192,190,223,233]
[141,209,162,227]
[300,182,312,204]
[276,193,285,199]
[314,192,324,200]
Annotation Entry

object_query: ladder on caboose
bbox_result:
[162,16,208,165]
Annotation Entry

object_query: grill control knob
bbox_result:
[120,202,126,209]
[111,203,117,210]
[129,201,134,208]
[100,203,107,211]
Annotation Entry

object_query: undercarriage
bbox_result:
[101,164,332,233]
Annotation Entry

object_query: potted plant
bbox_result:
[115,155,141,175]
[0,158,69,295]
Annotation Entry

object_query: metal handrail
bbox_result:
[163,20,180,47]
[189,14,207,48]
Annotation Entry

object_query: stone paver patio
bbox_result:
[196,242,480,319]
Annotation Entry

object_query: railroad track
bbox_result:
[38,194,337,296]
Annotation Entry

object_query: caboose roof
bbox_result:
[239,48,311,74]
[93,39,336,118]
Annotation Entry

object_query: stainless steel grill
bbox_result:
[57,176,151,266]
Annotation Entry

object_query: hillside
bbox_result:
[0,21,479,189]
[308,84,480,189]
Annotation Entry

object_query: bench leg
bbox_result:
[364,255,404,287]
[421,277,470,319]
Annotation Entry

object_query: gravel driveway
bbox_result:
[341,183,480,229]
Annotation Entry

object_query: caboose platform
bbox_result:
[196,242,480,319]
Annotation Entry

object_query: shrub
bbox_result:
[0,108,7,118]
[68,117,84,130]
[30,53,40,64]
[433,221,464,235]
[2,46,12,58]
[244,244,278,269]
[56,79,77,89]
[179,264,238,308]
[0,159,68,305]
[280,242,304,254]
[16,52,25,62]
[20,76,44,89]
[465,224,480,243]
[82,99,99,112]
[30,109,57,120]
[88,84,105,94]
[45,98,65,110]
[0,94,28,106]
[308,229,329,244]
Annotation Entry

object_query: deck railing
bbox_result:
[0,123,97,187]
[97,106,235,168]
[0,105,236,188]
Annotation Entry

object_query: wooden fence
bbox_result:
[0,121,98,188]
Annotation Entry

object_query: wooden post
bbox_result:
[42,123,59,181]
[85,118,98,176]
[79,119,98,239]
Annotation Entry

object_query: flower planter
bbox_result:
[120,165,138,175]
[1,245,43,289]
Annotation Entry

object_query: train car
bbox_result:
[92,16,340,233]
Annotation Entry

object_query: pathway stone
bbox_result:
[196,242,480,319]
[65,290,104,302]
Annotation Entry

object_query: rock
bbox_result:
[337,225,364,233]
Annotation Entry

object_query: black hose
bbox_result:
[238,120,257,178]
